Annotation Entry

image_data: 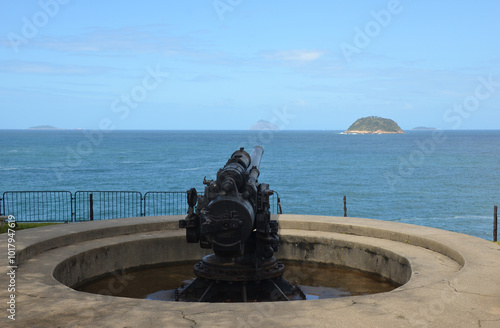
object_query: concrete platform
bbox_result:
[1,215,499,327]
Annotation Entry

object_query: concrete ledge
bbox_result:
[2,215,499,327]
[278,215,466,266]
[51,230,413,290]
[13,216,183,266]
[279,230,412,285]
[53,233,211,288]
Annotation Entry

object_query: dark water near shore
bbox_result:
[1,129,499,239]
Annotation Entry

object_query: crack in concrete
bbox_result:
[390,279,467,297]
[448,280,500,298]
[180,310,197,328]
[18,291,50,299]
[479,318,500,327]
[468,311,483,328]
[180,310,207,317]
[445,279,459,293]
[459,290,498,298]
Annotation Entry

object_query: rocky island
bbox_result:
[249,120,279,131]
[28,125,60,130]
[343,116,404,134]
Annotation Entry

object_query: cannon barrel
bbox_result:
[247,145,264,172]
[244,146,263,199]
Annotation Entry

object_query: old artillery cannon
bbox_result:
[178,146,304,302]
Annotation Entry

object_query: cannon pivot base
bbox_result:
[177,255,305,302]
[194,255,284,281]
[177,275,305,302]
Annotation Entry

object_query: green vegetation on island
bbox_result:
[344,116,404,134]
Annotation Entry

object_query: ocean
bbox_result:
[1,129,498,240]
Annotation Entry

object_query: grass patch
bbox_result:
[1,222,61,234]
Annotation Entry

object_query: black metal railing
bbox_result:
[0,190,282,223]
[2,191,73,222]
[74,191,143,221]
[144,191,189,216]
[0,194,4,217]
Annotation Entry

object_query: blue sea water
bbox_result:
[1,129,499,240]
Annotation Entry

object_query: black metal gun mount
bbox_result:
[178,146,304,302]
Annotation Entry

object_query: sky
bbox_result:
[1,0,499,130]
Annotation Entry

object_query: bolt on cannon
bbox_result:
[178,146,304,302]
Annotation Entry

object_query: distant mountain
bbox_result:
[344,116,404,134]
[249,120,279,131]
[28,125,60,130]
[412,127,437,130]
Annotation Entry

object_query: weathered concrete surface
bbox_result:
[1,215,499,328]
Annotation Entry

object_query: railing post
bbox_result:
[343,195,347,217]
[89,193,94,221]
[276,193,282,214]
[494,205,498,242]
[71,192,75,223]
[141,193,145,217]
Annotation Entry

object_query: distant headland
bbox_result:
[27,125,82,130]
[28,125,60,130]
[412,126,437,130]
[343,116,404,134]
[249,120,279,131]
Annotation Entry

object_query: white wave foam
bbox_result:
[119,161,149,164]
[452,215,491,220]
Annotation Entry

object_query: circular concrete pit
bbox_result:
[3,215,500,327]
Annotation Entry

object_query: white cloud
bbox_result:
[264,49,324,62]
[0,60,115,75]
[293,99,309,107]
[1,25,192,56]
[190,73,231,82]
